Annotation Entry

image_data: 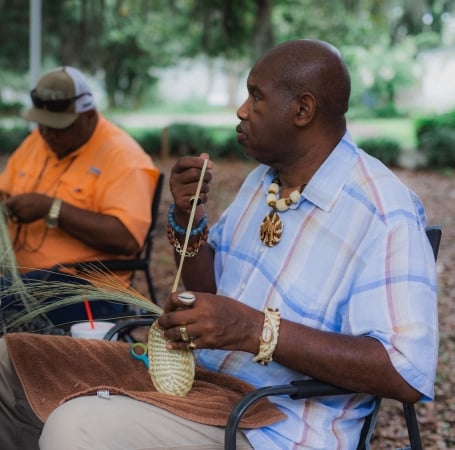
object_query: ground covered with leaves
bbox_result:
[140,158,454,449]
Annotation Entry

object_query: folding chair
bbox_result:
[103,225,441,450]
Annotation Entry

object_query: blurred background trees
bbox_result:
[1,0,455,167]
[1,0,455,110]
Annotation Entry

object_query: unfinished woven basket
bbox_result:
[147,321,195,396]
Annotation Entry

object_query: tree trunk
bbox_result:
[252,0,275,60]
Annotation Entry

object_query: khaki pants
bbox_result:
[0,339,253,450]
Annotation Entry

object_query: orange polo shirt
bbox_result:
[0,114,160,284]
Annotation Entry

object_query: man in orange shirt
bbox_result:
[0,66,160,328]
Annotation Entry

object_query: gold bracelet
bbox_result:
[166,225,209,258]
[252,308,280,365]
[173,237,200,257]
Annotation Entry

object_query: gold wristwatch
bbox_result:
[45,198,62,228]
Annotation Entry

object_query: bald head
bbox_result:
[252,39,351,118]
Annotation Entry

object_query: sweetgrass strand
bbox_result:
[0,204,20,281]
[0,206,54,326]
[2,277,163,331]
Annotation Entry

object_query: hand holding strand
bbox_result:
[157,291,263,355]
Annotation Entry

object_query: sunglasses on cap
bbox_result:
[30,90,92,112]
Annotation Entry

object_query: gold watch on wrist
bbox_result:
[45,198,62,228]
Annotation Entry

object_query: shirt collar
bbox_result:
[262,131,359,212]
[305,131,358,211]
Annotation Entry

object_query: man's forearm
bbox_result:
[274,320,421,403]
[58,202,139,255]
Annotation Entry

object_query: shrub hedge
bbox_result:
[0,126,30,154]
[0,100,23,116]
[128,123,247,160]
[415,110,455,168]
[357,136,402,167]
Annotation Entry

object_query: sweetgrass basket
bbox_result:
[147,321,195,396]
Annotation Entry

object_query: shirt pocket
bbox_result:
[10,169,38,195]
[56,170,100,211]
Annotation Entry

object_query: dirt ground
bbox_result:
[133,157,454,449]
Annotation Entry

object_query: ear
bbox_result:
[294,92,316,127]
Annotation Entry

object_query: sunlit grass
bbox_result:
[348,118,417,149]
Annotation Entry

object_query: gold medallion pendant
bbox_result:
[260,211,283,247]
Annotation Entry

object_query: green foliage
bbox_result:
[2,0,455,115]
[415,110,455,168]
[0,0,30,71]
[0,127,30,154]
[166,123,213,156]
[129,128,162,155]
[0,101,23,117]
[358,136,402,167]
[343,37,418,118]
[217,134,247,160]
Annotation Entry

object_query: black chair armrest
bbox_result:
[289,379,354,399]
[225,379,354,450]
[61,259,146,273]
[102,317,157,341]
[425,225,442,260]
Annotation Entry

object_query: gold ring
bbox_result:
[179,326,190,342]
[189,195,202,206]
[188,338,196,350]
[177,291,196,306]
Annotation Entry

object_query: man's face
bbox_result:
[236,62,297,167]
[38,114,90,158]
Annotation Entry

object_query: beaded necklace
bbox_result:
[260,178,305,247]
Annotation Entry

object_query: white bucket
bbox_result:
[70,321,117,341]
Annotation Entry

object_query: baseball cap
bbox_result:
[23,66,96,129]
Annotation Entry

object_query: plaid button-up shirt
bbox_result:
[198,132,438,449]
